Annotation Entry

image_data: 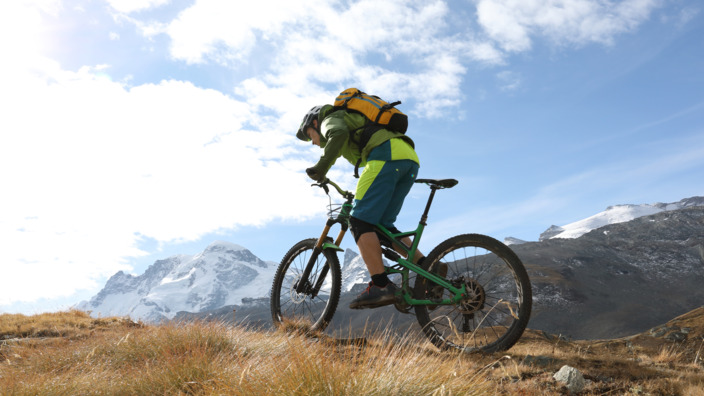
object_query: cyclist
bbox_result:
[296,103,421,309]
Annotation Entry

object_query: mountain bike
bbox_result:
[270,178,532,353]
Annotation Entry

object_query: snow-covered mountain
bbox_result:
[539,196,704,241]
[341,249,367,292]
[78,241,276,322]
[340,248,400,291]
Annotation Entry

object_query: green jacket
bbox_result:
[309,105,416,177]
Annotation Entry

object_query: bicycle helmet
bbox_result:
[296,105,323,141]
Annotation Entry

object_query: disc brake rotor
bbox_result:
[460,278,486,314]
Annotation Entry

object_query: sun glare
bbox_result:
[0,2,53,59]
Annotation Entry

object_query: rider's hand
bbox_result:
[306,167,324,182]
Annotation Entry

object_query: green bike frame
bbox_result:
[296,179,467,307]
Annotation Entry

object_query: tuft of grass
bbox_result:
[652,343,686,364]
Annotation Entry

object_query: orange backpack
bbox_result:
[333,88,408,134]
[332,88,409,177]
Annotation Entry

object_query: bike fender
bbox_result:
[322,242,344,252]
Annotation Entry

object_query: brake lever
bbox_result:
[311,181,330,194]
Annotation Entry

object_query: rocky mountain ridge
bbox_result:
[538,196,704,241]
[518,205,704,339]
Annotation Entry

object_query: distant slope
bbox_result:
[539,196,704,241]
[519,206,704,339]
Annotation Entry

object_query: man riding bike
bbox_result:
[296,103,422,309]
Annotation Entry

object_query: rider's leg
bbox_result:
[349,218,397,309]
[357,231,385,276]
[349,158,419,309]
[350,219,389,284]
[350,159,393,283]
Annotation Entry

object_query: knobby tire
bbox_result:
[270,238,342,332]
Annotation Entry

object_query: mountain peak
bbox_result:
[540,196,703,241]
[78,241,274,322]
[204,240,247,252]
[504,237,528,245]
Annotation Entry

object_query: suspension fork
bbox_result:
[310,227,346,297]
[294,219,346,295]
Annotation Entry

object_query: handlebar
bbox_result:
[312,178,355,201]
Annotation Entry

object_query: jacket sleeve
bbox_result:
[307,116,349,178]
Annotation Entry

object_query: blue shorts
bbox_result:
[350,158,419,229]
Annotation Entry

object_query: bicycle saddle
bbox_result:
[415,178,458,189]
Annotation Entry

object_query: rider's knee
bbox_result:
[349,216,375,243]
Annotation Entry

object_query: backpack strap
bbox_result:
[374,101,401,123]
[336,92,400,178]
[348,125,363,178]
[352,123,382,178]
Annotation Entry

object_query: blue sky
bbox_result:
[1,0,703,314]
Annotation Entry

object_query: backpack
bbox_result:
[332,88,408,177]
[333,88,408,133]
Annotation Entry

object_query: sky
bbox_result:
[1,0,703,315]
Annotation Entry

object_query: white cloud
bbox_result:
[146,0,491,119]
[476,0,662,52]
[0,27,322,306]
[106,0,171,14]
[148,0,659,121]
[165,0,321,64]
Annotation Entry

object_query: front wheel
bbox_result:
[270,238,342,332]
[414,234,532,353]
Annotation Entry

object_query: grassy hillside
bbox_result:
[1,309,703,395]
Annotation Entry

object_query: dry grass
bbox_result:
[0,309,140,340]
[2,310,704,395]
[1,312,492,395]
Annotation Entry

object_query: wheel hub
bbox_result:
[460,278,485,314]
[290,275,309,303]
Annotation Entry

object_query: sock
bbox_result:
[371,273,390,288]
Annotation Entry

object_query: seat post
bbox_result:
[420,186,439,226]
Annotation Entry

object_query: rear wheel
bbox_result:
[270,238,341,332]
[414,234,531,353]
